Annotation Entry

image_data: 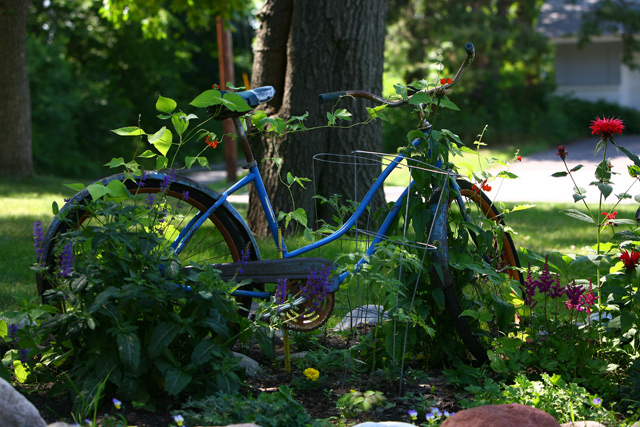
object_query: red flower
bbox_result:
[517,155,522,162]
[601,211,618,226]
[212,83,220,89]
[473,179,491,193]
[556,145,568,161]
[205,135,219,149]
[590,116,624,138]
[619,249,640,271]
[440,77,453,85]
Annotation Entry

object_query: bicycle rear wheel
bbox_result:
[37,173,259,311]
[435,178,523,363]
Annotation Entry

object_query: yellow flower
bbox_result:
[303,367,320,381]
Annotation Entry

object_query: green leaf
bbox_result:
[87,183,110,200]
[171,113,189,136]
[156,156,168,170]
[185,156,197,169]
[407,129,425,143]
[64,183,85,192]
[570,164,584,172]
[551,171,568,177]
[291,208,308,227]
[197,157,209,168]
[573,194,586,203]
[597,182,613,199]
[496,171,518,179]
[148,322,182,357]
[137,150,157,159]
[327,112,336,126]
[106,179,132,202]
[408,91,432,105]
[52,201,59,215]
[190,89,224,108]
[366,105,388,121]
[148,127,173,156]
[221,92,252,112]
[164,367,192,396]
[628,165,640,178]
[333,108,352,121]
[111,126,145,136]
[191,340,221,365]
[618,145,640,168]
[459,309,479,319]
[563,209,596,224]
[437,95,460,111]
[156,95,177,114]
[104,157,126,169]
[117,331,141,372]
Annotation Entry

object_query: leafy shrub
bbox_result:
[462,373,613,424]
[36,197,246,406]
[176,386,319,427]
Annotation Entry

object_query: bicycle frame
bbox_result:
[172,118,464,300]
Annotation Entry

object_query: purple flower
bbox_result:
[549,274,565,299]
[276,278,287,306]
[564,281,586,311]
[240,249,250,265]
[137,171,147,188]
[300,266,332,313]
[536,258,555,294]
[58,242,74,278]
[183,190,189,201]
[8,324,18,340]
[520,265,538,309]
[33,221,45,266]
[19,348,28,364]
[592,397,602,407]
[145,193,155,210]
[408,409,418,420]
[160,169,176,192]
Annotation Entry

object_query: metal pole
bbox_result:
[216,17,237,182]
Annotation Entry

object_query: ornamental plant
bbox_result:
[24,88,259,408]
[518,115,640,400]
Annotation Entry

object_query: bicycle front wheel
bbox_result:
[37,173,259,309]
[436,178,523,363]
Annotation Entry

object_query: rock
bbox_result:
[560,422,606,427]
[440,404,560,427]
[333,305,389,331]
[48,423,76,427]
[232,352,263,377]
[0,377,47,427]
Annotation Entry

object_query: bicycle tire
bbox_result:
[432,178,523,363]
[36,172,260,312]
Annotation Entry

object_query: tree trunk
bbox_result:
[249,0,388,237]
[0,0,33,178]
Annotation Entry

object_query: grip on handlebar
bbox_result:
[318,91,347,103]
[464,42,475,57]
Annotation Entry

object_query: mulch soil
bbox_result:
[21,331,464,426]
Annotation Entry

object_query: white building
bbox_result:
[538,0,640,111]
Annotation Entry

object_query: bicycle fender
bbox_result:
[41,172,261,260]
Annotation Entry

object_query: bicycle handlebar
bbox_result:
[318,42,475,107]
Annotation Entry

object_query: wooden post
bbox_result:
[216,17,237,182]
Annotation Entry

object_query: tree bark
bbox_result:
[0,0,33,178]
[249,0,388,237]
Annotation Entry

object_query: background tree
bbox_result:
[0,0,33,178]
[248,0,389,237]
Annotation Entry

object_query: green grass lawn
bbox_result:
[2,173,635,311]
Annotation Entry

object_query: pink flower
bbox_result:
[590,116,624,139]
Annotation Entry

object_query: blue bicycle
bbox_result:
[37,43,523,363]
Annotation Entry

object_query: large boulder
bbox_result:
[440,404,560,427]
[0,377,47,427]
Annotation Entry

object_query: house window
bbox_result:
[556,42,621,85]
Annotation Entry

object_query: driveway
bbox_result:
[188,135,640,205]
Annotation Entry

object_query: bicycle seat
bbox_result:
[210,86,276,120]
